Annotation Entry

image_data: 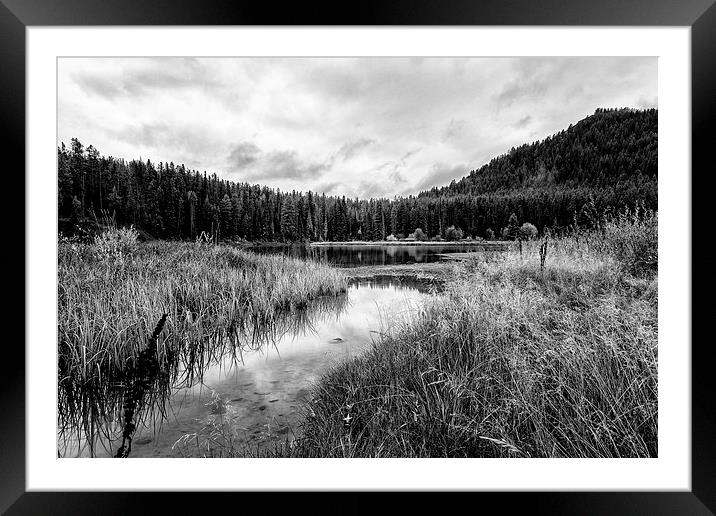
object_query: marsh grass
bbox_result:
[58,237,347,456]
[278,217,658,458]
[61,213,658,459]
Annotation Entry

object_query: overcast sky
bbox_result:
[58,57,656,198]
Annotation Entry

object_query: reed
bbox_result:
[57,235,347,454]
[281,217,658,458]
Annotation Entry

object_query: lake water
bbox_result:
[60,277,437,458]
[249,243,491,267]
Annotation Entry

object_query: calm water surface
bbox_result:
[250,243,488,267]
[62,277,437,458]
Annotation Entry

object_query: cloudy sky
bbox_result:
[58,57,656,198]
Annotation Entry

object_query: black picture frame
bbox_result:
[6,1,712,513]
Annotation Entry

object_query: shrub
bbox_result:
[386,234,397,241]
[445,225,464,241]
[602,208,657,277]
[519,222,538,240]
[411,228,428,241]
[93,225,139,263]
[486,228,495,240]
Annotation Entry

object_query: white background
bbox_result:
[26,27,691,491]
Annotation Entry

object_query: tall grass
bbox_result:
[600,207,658,278]
[58,231,347,455]
[284,216,658,458]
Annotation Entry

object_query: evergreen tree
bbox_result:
[220,194,233,238]
[56,108,657,242]
[280,195,298,241]
[187,190,198,238]
[305,206,314,240]
[372,205,386,241]
[70,196,82,223]
[577,196,598,230]
[505,213,520,240]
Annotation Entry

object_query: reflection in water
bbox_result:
[58,277,434,458]
[57,289,351,458]
[115,314,169,458]
[250,244,490,267]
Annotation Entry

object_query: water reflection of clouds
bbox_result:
[233,281,427,364]
[60,279,434,457]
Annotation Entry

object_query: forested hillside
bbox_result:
[58,107,657,242]
[422,108,657,197]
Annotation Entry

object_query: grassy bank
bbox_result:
[58,231,347,450]
[283,213,658,458]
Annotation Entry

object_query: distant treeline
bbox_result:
[58,107,657,242]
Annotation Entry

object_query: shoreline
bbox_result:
[309,240,509,248]
[343,261,457,283]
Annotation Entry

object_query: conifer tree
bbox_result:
[506,213,520,240]
[187,190,198,238]
[280,195,298,241]
[220,194,233,238]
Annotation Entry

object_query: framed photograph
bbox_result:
[8,0,712,513]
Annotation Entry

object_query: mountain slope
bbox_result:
[420,107,657,198]
[58,108,657,242]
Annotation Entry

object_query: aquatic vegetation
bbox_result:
[57,237,347,456]
[59,215,658,459]
[286,220,658,458]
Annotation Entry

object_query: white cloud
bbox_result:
[58,57,657,198]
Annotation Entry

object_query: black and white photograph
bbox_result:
[55,55,660,460]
